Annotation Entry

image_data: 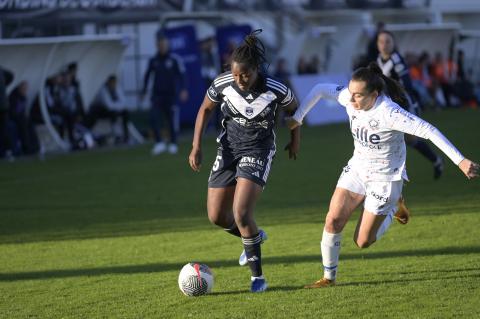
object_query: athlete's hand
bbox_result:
[285,116,301,130]
[189,147,202,172]
[284,141,298,160]
[459,158,480,179]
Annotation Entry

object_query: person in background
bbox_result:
[200,37,222,132]
[142,31,188,155]
[8,81,39,155]
[86,75,130,144]
[377,30,444,180]
[0,66,14,160]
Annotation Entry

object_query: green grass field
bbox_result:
[1,109,479,318]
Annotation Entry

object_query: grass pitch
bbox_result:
[1,109,479,318]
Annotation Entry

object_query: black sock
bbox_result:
[242,233,262,277]
[411,139,438,163]
[223,222,241,238]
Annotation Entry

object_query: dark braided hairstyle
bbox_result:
[352,62,408,107]
[230,29,268,73]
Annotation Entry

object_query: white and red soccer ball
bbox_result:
[178,263,214,296]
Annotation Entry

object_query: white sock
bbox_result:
[321,228,342,280]
[251,275,264,281]
[376,213,393,241]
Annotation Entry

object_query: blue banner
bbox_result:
[164,25,203,127]
[289,73,350,126]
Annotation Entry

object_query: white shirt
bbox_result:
[95,85,126,112]
[293,84,465,181]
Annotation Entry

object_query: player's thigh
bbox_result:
[232,177,263,218]
[354,210,387,245]
[207,149,237,223]
[355,180,403,242]
[326,187,365,232]
[326,165,366,232]
[207,185,236,221]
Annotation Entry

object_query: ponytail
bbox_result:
[230,29,268,72]
[352,62,408,107]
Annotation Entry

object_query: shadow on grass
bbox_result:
[337,272,480,288]
[1,245,479,282]
[208,286,302,296]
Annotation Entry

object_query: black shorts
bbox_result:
[208,148,276,188]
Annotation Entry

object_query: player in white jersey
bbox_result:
[377,30,444,179]
[189,30,300,292]
[286,62,479,288]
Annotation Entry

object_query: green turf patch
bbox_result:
[1,109,479,318]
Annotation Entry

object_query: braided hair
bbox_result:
[352,62,408,107]
[230,29,268,72]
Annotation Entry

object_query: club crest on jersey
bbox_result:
[208,86,217,97]
[369,119,379,129]
[245,106,254,116]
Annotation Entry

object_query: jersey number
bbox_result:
[212,155,222,171]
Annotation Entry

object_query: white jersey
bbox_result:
[293,84,465,181]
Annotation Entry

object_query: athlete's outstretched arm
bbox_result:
[189,95,218,172]
[389,109,480,179]
[286,83,342,130]
[283,98,300,160]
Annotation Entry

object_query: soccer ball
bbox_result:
[178,263,214,296]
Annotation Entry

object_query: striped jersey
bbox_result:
[207,71,295,152]
[377,51,417,105]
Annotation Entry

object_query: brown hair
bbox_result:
[352,62,408,107]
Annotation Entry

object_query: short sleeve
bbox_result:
[207,72,233,103]
[279,87,295,107]
[265,77,295,108]
[207,83,221,103]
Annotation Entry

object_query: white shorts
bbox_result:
[336,165,403,216]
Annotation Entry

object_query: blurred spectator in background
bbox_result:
[454,49,478,108]
[200,37,222,132]
[31,74,64,132]
[58,70,87,148]
[409,52,435,109]
[86,75,130,144]
[142,31,188,155]
[297,55,310,74]
[220,40,237,72]
[67,62,85,115]
[0,66,14,161]
[307,54,321,74]
[432,51,458,107]
[8,81,39,155]
[377,30,444,179]
[273,57,291,86]
[273,57,294,126]
[31,72,88,150]
[366,21,385,64]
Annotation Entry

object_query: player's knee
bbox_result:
[233,209,253,229]
[354,237,373,249]
[325,214,346,233]
[207,209,228,227]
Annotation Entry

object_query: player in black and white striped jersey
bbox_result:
[377,30,444,179]
[188,30,299,293]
